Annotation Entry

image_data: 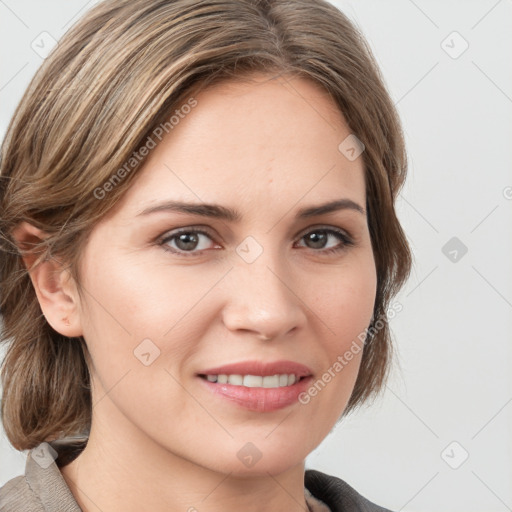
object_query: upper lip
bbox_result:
[198,360,313,378]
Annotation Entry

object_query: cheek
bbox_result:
[286,256,376,447]
[77,256,210,429]
[308,255,377,351]
[80,250,214,343]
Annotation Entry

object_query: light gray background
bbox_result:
[1,1,511,511]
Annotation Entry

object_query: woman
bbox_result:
[0,0,412,510]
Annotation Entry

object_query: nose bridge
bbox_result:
[222,238,306,339]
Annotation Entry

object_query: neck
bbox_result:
[60,399,310,512]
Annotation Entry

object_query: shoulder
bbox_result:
[0,441,83,512]
[305,468,394,512]
[0,474,42,512]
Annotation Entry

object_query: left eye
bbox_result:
[159,227,353,256]
[296,228,353,253]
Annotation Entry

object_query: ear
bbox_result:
[11,221,83,338]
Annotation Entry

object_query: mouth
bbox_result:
[196,360,313,412]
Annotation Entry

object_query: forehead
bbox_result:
[115,73,366,218]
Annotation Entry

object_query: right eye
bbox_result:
[159,228,220,256]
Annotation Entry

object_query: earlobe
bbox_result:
[11,221,83,338]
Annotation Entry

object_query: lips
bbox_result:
[197,360,313,378]
[196,360,314,412]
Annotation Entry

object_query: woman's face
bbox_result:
[74,73,376,475]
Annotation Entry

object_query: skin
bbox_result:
[14,72,377,512]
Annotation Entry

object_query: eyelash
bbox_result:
[158,225,354,257]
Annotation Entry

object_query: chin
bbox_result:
[209,434,312,477]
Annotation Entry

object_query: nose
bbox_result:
[221,247,307,341]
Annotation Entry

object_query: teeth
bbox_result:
[204,373,299,388]
[228,374,243,386]
[244,375,263,387]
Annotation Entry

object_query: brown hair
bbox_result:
[0,0,412,451]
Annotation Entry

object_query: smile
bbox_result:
[199,373,301,388]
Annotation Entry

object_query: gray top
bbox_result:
[0,440,393,511]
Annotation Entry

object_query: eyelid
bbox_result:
[158,226,220,251]
[294,223,352,241]
[157,223,355,256]
[158,223,353,241]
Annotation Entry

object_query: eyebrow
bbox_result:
[136,198,366,221]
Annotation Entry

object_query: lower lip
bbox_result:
[197,375,313,412]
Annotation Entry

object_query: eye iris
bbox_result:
[176,232,199,251]
[168,230,338,253]
[306,231,327,249]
